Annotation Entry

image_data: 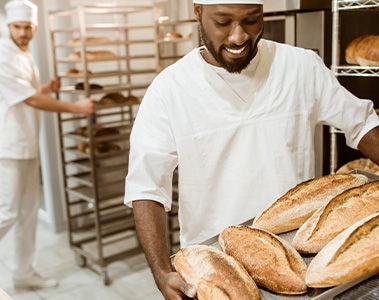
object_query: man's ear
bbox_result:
[194,4,201,22]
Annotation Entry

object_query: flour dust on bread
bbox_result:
[219,226,308,295]
[252,174,368,234]
[174,245,261,300]
[292,181,379,254]
[306,212,379,288]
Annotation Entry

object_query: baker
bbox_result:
[0,0,94,289]
[124,0,379,298]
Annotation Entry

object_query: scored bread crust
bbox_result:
[252,174,368,234]
[292,181,379,254]
[219,226,307,295]
[174,245,261,300]
[306,212,379,288]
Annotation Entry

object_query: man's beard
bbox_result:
[199,22,258,73]
[11,35,30,49]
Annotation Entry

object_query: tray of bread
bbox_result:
[173,172,379,299]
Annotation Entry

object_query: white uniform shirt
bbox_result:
[0,38,40,159]
[125,39,379,247]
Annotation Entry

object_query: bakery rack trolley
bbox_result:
[48,4,157,285]
[330,0,379,174]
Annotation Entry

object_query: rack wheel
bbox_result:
[102,270,111,286]
[75,254,87,268]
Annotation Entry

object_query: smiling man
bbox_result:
[124,0,379,299]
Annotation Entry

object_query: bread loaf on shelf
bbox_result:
[68,50,116,60]
[336,158,379,175]
[219,226,307,295]
[252,174,369,234]
[306,212,379,288]
[292,181,379,254]
[68,36,110,44]
[345,35,379,66]
[174,244,261,300]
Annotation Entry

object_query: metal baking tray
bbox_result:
[348,169,379,182]
[198,218,378,300]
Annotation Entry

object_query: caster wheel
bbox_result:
[75,254,87,268]
[102,271,111,286]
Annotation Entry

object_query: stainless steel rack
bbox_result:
[330,0,379,173]
[48,4,157,285]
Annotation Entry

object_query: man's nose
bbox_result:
[228,24,248,45]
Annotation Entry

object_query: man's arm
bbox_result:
[132,200,196,299]
[357,126,379,165]
[24,93,94,114]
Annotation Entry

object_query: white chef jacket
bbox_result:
[124,39,379,247]
[0,37,40,159]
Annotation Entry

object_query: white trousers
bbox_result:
[0,158,40,280]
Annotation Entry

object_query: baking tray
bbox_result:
[199,222,378,300]
[173,170,379,299]
[348,169,379,182]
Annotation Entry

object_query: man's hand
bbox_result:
[158,272,197,300]
[74,98,95,114]
[42,78,61,94]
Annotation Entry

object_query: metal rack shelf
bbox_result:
[49,4,156,285]
[330,0,379,173]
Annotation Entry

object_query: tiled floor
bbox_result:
[0,221,163,300]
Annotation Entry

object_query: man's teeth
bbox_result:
[226,46,246,54]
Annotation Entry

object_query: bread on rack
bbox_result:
[345,35,379,66]
[68,50,116,60]
[336,158,379,175]
[65,68,92,76]
[164,31,182,40]
[219,226,308,295]
[73,126,119,137]
[306,212,379,288]
[98,93,126,105]
[68,36,110,44]
[74,82,103,90]
[124,95,140,104]
[252,174,369,234]
[292,181,379,254]
[173,244,261,300]
[77,142,121,155]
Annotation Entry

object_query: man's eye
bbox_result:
[215,20,230,26]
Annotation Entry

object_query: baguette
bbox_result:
[252,174,368,234]
[292,181,379,254]
[219,226,307,295]
[306,212,379,288]
[174,245,261,300]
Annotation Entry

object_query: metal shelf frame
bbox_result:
[330,0,379,173]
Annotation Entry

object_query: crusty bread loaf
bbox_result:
[174,245,261,300]
[68,50,116,60]
[306,212,379,288]
[292,181,379,254]
[68,36,110,44]
[336,158,379,175]
[345,35,367,64]
[164,31,183,40]
[345,35,379,66]
[252,174,368,234]
[219,226,307,295]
